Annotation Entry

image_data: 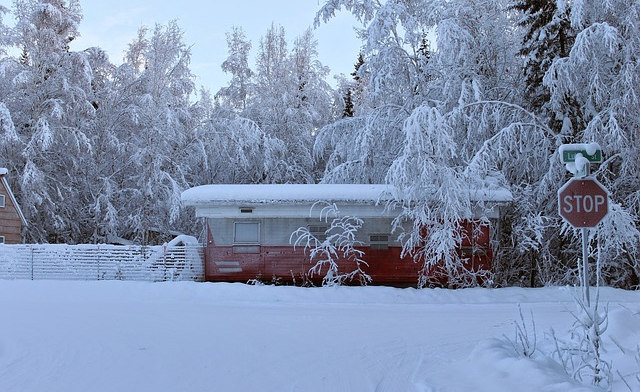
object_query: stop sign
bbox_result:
[558,178,609,228]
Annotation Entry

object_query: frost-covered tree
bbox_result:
[0,2,21,181]
[543,0,640,286]
[0,5,12,54]
[313,50,404,184]
[513,0,575,114]
[216,26,253,112]
[246,24,335,183]
[498,0,640,287]
[291,203,370,286]
[316,0,533,286]
[316,0,639,288]
[313,49,405,183]
[315,0,525,183]
[198,114,287,185]
[115,21,197,243]
[3,0,101,242]
[2,5,329,243]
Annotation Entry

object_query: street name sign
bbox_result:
[559,143,603,163]
[562,149,602,163]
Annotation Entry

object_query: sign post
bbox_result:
[558,143,608,308]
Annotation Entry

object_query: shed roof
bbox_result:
[181,183,512,206]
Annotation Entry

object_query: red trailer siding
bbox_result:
[203,220,491,286]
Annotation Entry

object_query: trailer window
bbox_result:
[369,234,389,250]
[234,222,260,244]
[0,194,5,208]
[308,225,328,241]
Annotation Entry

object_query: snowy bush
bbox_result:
[291,202,370,286]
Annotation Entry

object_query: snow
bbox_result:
[0,280,637,392]
[181,183,513,205]
[573,153,590,173]
[164,234,198,246]
[0,168,7,176]
[558,143,602,161]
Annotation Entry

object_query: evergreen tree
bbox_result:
[512,0,578,133]
[342,88,354,118]
[513,0,573,106]
[341,53,364,118]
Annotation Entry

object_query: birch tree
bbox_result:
[216,26,253,112]
[247,24,335,183]
[116,21,197,243]
[5,0,99,242]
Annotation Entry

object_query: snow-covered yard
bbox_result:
[0,281,638,391]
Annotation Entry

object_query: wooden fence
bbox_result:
[0,244,204,281]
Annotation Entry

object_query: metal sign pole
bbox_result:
[579,160,590,308]
[582,227,590,308]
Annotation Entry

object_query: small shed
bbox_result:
[181,183,511,285]
[0,168,27,244]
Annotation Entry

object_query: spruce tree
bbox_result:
[341,53,364,118]
[512,0,576,128]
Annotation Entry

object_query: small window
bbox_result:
[239,207,253,214]
[234,222,260,244]
[308,225,328,241]
[0,236,4,244]
[0,194,5,208]
[233,245,260,254]
[369,234,389,250]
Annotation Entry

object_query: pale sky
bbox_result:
[53,0,364,92]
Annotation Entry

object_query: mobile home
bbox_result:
[181,184,511,285]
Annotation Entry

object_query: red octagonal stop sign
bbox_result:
[558,177,609,228]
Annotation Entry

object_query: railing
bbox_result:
[0,244,204,281]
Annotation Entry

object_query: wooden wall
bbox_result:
[0,179,23,244]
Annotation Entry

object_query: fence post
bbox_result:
[97,244,100,280]
[30,245,34,280]
[163,244,167,281]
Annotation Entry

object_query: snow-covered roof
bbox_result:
[0,168,7,176]
[181,183,512,206]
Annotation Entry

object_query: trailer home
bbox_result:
[181,184,511,286]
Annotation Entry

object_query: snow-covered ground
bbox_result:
[0,281,638,391]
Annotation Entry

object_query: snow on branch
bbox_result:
[291,202,370,286]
